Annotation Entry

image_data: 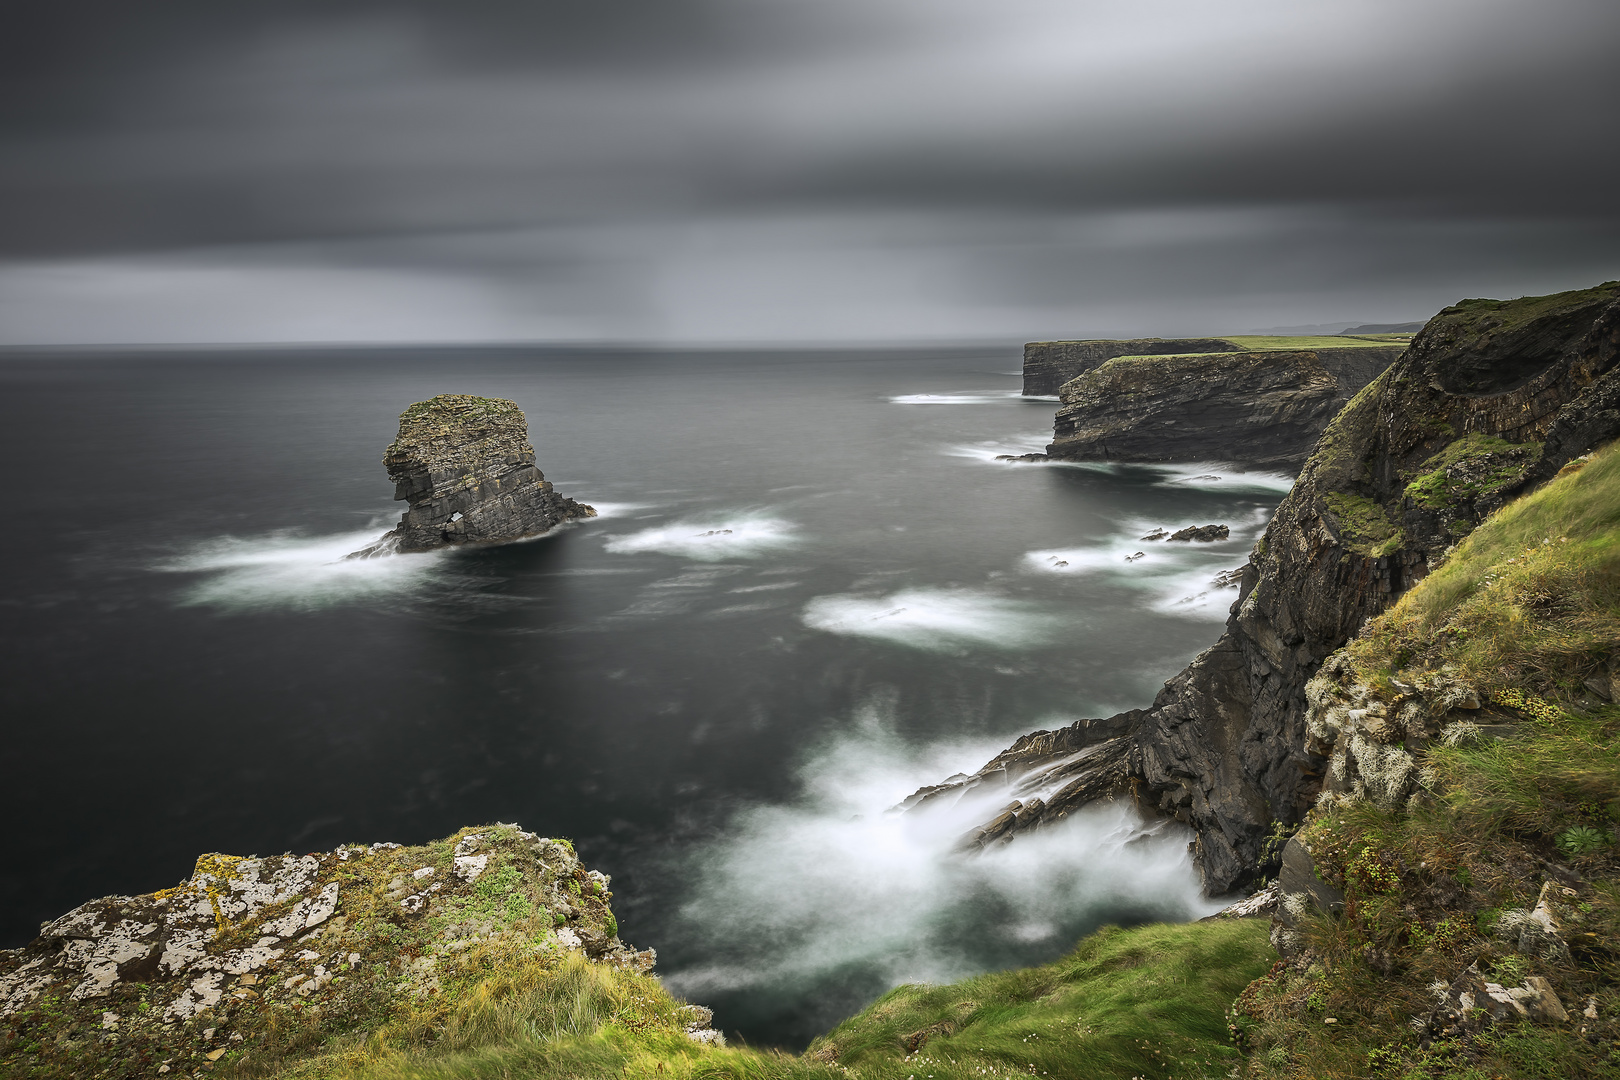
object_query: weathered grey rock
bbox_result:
[925,281,1620,894]
[0,826,663,1076]
[1494,882,1582,962]
[1022,337,1241,396]
[1201,881,1281,921]
[352,394,594,556]
[1046,346,1404,470]
[1277,836,1345,917]
[1420,963,1569,1044]
[896,715,1137,852]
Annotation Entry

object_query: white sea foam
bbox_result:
[1023,513,1262,621]
[157,528,444,611]
[601,514,800,562]
[1146,462,1297,493]
[663,705,1219,1005]
[945,432,1052,463]
[576,501,655,520]
[802,587,1058,651]
[728,581,800,593]
[1145,564,1243,622]
[889,390,1027,405]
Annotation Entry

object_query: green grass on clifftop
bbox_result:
[265,920,1273,1080]
[1235,440,1620,1079]
[804,919,1272,1080]
[1352,443,1620,693]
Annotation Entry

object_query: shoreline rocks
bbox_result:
[351,394,595,557]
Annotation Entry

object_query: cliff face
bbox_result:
[357,394,595,556]
[1022,338,1239,396]
[921,282,1620,894]
[1047,346,1403,471]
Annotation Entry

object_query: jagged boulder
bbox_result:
[353,394,594,556]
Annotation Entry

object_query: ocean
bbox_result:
[0,345,1289,1045]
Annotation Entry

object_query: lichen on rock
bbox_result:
[351,394,595,556]
[0,824,702,1079]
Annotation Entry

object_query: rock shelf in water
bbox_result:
[352,394,595,557]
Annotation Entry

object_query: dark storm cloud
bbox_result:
[3,0,1618,257]
[1,0,1617,343]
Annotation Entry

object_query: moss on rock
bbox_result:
[0,825,697,1080]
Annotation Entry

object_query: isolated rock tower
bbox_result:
[353,394,595,556]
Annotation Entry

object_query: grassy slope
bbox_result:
[1235,443,1620,1079]
[267,920,1274,1080]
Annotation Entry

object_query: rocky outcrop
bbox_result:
[1022,338,1240,396]
[0,825,713,1078]
[1046,346,1404,470]
[353,394,594,556]
[894,715,1136,853]
[917,281,1620,894]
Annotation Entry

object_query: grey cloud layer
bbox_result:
[1,0,1616,343]
[4,0,1617,255]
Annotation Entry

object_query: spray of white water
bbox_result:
[602,513,800,562]
[889,390,1034,405]
[802,587,1060,650]
[156,528,447,611]
[663,704,1220,1006]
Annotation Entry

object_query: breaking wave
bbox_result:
[662,704,1219,1035]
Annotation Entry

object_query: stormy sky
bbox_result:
[2,0,1617,345]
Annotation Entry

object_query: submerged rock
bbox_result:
[1166,524,1230,543]
[352,394,594,556]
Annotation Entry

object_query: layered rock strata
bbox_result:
[354,394,594,556]
[915,281,1620,894]
[1022,337,1240,396]
[1046,346,1404,470]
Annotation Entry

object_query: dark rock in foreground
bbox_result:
[352,394,595,556]
[912,281,1620,894]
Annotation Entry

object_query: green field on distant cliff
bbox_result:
[1219,334,1414,351]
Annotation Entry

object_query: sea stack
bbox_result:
[353,394,595,556]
